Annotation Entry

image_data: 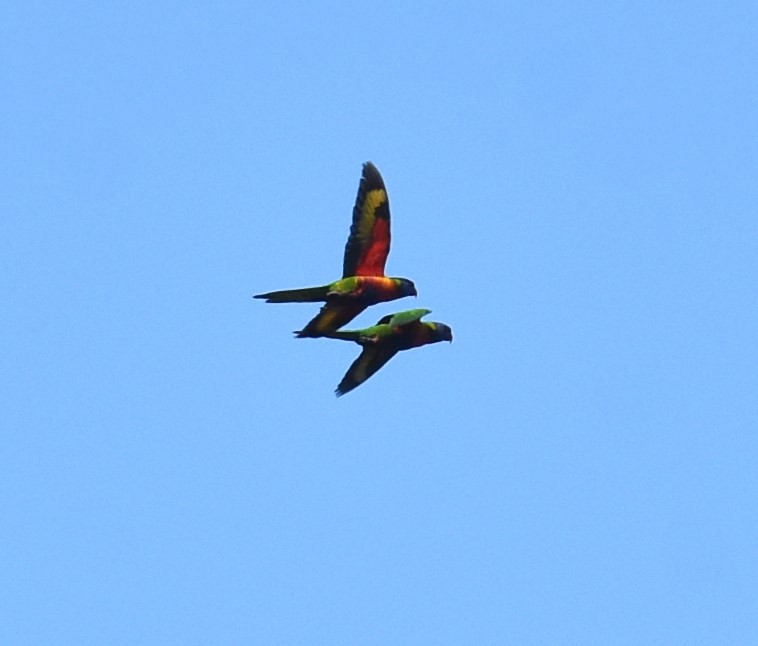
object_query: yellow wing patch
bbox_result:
[357,188,386,237]
[364,188,386,215]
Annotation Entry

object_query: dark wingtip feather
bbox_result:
[361,161,385,190]
[335,378,357,397]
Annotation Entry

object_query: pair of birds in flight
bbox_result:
[255,162,452,396]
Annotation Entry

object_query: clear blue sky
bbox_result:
[3,2,757,644]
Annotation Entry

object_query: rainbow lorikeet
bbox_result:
[254,162,417,337]
[326,309,453,396]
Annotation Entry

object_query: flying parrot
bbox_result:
[326,309,453,396]
[254,162,417,337]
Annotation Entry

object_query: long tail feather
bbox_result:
[320,330,360,341]
[293,303,366,338]
[253,285,329,303]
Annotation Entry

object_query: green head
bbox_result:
[429,322,453,342]
[391,278,417,298]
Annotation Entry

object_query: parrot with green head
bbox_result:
[254,162,417,337]
[326,309,453,396]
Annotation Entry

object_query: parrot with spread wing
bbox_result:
[255,162,417,337]
[326,309,453,396]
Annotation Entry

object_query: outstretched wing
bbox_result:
[335,344,399,396]
[386,308,431,328]
[342,162,391,278]
[295,302,367,338]
[373,308,430,329]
